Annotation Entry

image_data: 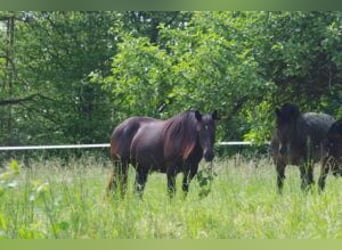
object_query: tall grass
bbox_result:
[0,155,341,239]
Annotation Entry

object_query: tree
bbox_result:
[97,11,341,144]
[97,11,273,141]
[1,11,340,151]
[243,11,342,142]
[5,11,123,144]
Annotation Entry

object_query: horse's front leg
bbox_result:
[275,159,286,194]
[167,164,178,198]
[182,163,199,196]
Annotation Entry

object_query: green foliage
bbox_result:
[1,11,122,145]
[102,35,174,120]
[0,159,22,238]
[243,101,275,143]
[0,11,341,150]
[95,11,341,143]
[196,164,217,199]
[0,159,21,194]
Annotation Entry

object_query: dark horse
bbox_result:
[318,119,342,190]
[270,103,335,193]
[107,110,219,198]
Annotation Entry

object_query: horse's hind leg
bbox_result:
[118,161,129,197]
[331,158,342,177]
[318,156,330,192]
[106,161,118,194]
[107,160,128,198]
[299,162,314,191]
[135,168,148,198]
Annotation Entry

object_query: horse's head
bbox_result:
[275,103,300,155]
[195,110,220,162]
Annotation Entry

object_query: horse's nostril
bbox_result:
[279,146,287,155]
[204,151,214,162]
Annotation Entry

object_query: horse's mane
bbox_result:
[163,111,199,159]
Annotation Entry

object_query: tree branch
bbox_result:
[224,96,249,124]
[0,93,53,106]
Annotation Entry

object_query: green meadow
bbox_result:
[0,155,341,239]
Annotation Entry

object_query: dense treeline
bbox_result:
[0,11,341,151]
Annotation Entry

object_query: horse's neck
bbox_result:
[291,117,306,147]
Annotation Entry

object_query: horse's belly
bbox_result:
[132,149,170,173]
[142,158,185,175]
[286,147,324,165]
[150,163,167,173]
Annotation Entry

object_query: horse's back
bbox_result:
[130,120,168,171]
[295,113,335,162]
[110,116,157,160]
[302,112,335,131]
[300,112,335,145]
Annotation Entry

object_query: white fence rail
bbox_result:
[0,141,264,151]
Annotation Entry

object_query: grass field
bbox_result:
[0,155,341,239]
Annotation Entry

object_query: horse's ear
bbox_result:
[212,110,220,120]
[195,110,202,121]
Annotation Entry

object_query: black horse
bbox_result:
[271,103,335,193]
[107,110,219,198]
[318,119,342,190]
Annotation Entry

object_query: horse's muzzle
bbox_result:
[204,150,214,162]
[279,144,287,155]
